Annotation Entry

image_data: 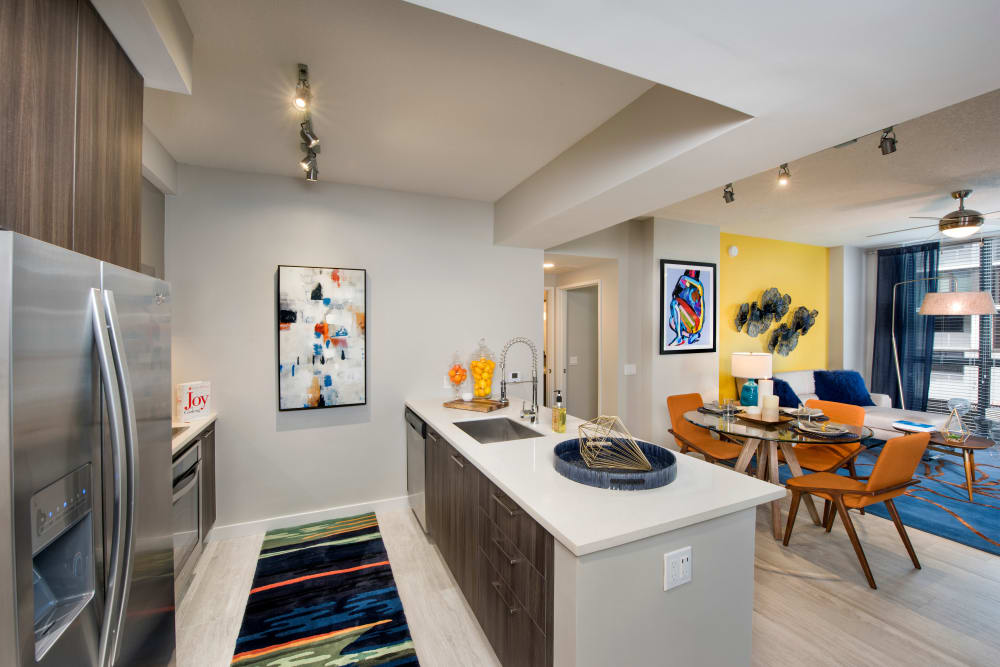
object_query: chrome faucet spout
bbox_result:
[498,337,539,421]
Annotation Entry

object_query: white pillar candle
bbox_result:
[762,394,780,421]
[757,379,774,407]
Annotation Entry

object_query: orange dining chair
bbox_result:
[782,398,866,478]
[783,432,930,589]
[667,394,743,466]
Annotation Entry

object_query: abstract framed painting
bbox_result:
[659,259,716,355]
[277,265,367,410]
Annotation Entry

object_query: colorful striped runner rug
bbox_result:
[231,512,419,666]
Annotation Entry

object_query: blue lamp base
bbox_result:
[740,379,759,407]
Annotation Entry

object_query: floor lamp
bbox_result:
[891,276,996,410]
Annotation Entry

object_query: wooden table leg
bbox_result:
[777,442,822,525]
[963,449,976,503]
[734,438,759,475]
[767,441,783,539]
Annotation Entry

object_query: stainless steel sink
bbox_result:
[454,417,542,444]
[171,426,189,438]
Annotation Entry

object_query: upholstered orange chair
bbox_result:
[782,399,866,481]
[783,432,930,589]
[667,394,743,465]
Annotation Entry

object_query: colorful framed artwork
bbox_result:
[659,259,716,355]
[277,265,367,410]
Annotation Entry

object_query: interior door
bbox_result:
[100,263,174,665]
[565,285,599,420]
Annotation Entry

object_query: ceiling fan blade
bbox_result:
[866,222,940,238]
[908,216,944,220]
[982,211,1000,217]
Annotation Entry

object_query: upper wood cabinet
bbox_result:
[0,0,143,271]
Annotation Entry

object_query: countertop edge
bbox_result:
[405,399,784,557]
[172,412,218,457]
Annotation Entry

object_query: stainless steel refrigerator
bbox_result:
[0,232,175,666]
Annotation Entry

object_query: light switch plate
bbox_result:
[569,356,579,366]
[623,364,637,376]
[664,546,692,591]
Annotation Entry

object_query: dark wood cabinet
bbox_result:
[1,0,143,270]
[422,419,553,667]
[200,426,216,541]
[1,0,79,247]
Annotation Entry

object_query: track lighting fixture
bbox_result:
[300,121,320,149]
[878,127,897,155]
[293,63,311,111]
[777,163,791,186]
[293,64,320,182]
[722,183,735,203]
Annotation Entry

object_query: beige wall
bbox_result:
[166,165,541,530]
[140,177,165,278]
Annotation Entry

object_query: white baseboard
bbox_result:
[205,494,411,542]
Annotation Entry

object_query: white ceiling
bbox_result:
[143,0,652,201]
[653,89,1000,247]
[407,1,1000,249]
[543,253,612,276]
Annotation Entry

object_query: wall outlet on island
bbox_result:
[664,546,692,591]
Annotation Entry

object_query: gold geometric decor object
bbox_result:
[578,415,652,471]
[940,407,971,444]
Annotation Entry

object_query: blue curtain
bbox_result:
[872,242,939,411]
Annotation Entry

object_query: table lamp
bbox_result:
[731,352,772,407]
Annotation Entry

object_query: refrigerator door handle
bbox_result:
[102,289,139,666]
[90,289,128,667]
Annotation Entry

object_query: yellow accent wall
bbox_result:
[719,233,829,399]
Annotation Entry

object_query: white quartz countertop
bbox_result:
[172,412,217,457]
[405,399,785,556]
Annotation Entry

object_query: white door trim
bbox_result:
[555,279,603,416]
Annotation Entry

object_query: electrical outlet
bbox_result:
[509,370,521,382]
[569,356,579,366]
[664,546,692,591]
[623,364,637,376]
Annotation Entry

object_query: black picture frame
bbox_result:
[659,259,717,355]
[276,264,368,411]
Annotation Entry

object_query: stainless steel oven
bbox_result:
[171,441,201,576]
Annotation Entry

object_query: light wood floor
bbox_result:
[176,505,1000,667]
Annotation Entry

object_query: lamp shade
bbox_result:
[731,352,772,379]
[918,291,997,316]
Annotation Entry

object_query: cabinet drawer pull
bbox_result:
[492,537,521,566]
[427,431,438,442]
[450,454,465,469]
[491,580,520,616]
[490,492,519,517]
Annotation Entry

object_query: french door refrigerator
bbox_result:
[0,232,175,666]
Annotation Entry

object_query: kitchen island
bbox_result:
[405,398,784,667]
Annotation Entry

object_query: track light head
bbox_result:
[293,63,311,111]
[300,121,320,149]
[722,183,735,204]
[306,165,319,182]
[878,127,897,155]
[299,151,317,173]
[777,163,791,186]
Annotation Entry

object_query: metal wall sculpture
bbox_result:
[736,289,819,356]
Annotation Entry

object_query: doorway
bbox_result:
[558,282,601,420]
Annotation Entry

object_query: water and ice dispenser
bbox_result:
[30,464,96,659]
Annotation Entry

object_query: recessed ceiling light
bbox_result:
[777,163,791,186]
[543,263,555,269]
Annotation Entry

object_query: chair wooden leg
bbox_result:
[824,501,836,532]
[680,443,689,455]
[835,497,877,589]
[783,490,802,546]
[822,500,831,527]
[846,459,865,514]
[885,499,921,570]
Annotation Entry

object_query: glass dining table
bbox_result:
[684,410,874,539]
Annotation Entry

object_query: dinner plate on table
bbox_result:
[794,420,850,437]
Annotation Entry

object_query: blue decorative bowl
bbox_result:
[553,439,677,491]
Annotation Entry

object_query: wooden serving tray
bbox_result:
[736,412,794,427]
[443,398,504,412]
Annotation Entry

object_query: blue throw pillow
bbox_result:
[772,378,802,408]
[813,370,876,407]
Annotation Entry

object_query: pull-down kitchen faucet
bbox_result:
[498,337,539,422]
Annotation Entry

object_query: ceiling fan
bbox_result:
[867,189,1000,239]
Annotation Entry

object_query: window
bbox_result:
[926,239,999,434]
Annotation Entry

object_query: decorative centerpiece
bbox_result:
[940,406,971,444]
[579,415,651,471]
[552,415,677,490]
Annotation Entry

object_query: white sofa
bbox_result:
[771,369,949,441]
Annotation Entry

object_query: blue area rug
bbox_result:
[231,512,419,666]
[778,442,1000,556]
